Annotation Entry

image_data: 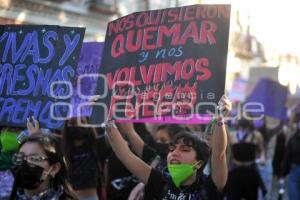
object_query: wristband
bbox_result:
[216,119,226,126]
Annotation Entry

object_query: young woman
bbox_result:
[105,95,231,199]
[227,118,267,200]
[62,118,103,200]
[9,133,77,200]
[126,124,184,200]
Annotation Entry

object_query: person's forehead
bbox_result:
[173,139,192,146]
[20,142,46,156]
[175,137,189,143]
[156,129,169,137]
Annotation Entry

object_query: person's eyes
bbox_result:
[180,146,192,152]
[29,155,42,162]
[168,145,176,152]
[28,155,47,162]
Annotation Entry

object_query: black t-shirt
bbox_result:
[71,137,105,190]
[106,152,140,200]
[145,169,224,200]
[105,123,156,199]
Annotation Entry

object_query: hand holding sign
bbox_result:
[27,116,40,135]
[218,95,232,119]
[206,95,232,122]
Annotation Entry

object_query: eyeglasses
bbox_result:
[12,153,48,165]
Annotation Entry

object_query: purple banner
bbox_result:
[71,42,104,117]
[246,78,288,120]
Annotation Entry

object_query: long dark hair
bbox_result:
[10,134,77,199]
[170,131,211,170]
[62,118,98,168]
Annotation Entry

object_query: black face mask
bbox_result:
[66,127,90,140]
[12,161,45,190]
[154,143,169,159]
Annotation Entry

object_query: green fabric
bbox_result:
[204,118,216,135]
[168,163,195,187]
[168,161,202,187]
[0,130,20,153]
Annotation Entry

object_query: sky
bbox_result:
[204,0,300,56]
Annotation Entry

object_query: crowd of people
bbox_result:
[0,95,300,200]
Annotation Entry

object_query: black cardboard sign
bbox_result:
[91,5,230,124]
[0,25,85,129]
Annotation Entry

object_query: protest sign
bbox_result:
[91,4,231,124]
[0,25,85,129]
[70,42,104,117]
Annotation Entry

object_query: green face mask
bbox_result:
[0,130,20,153]
[168,161,203,187]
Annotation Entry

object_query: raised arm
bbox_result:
[211,95,231,191]
[117,123,145,158]
[89,95,146,157]
[106,122,152,184]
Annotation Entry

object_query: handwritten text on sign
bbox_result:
[0,25,85,129]
[91,5,230,124]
